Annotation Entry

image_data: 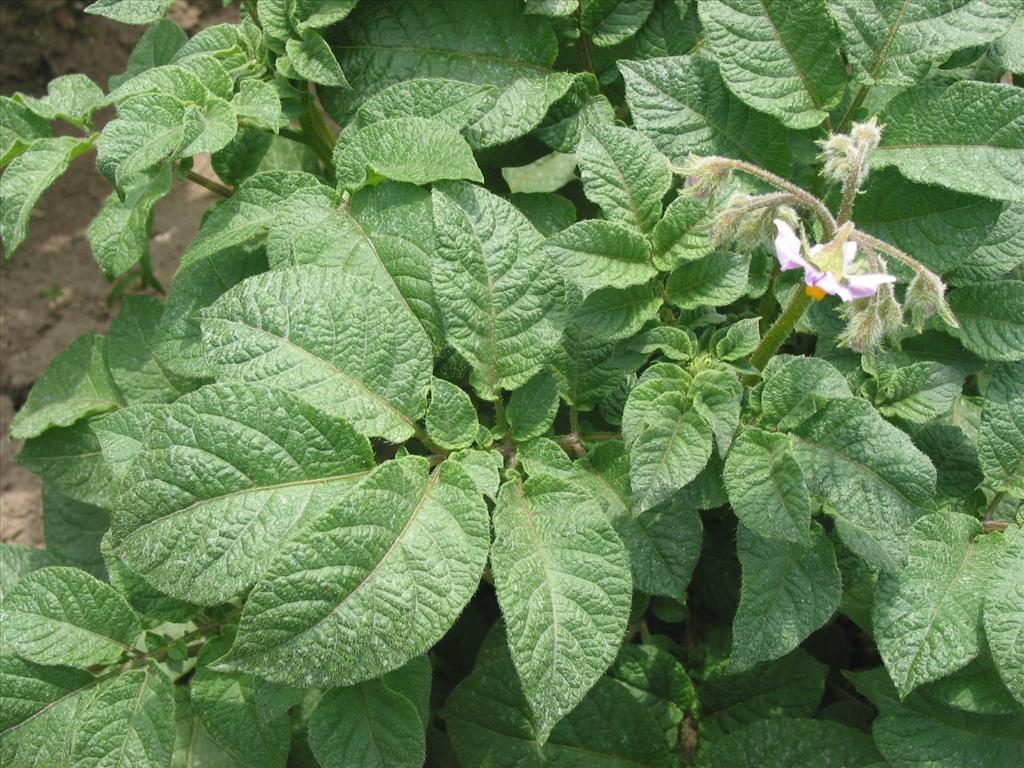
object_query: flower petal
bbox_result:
[773,219,808,271]
[812,271,851,301]
[842,241,857,271]
[845,273,897,300]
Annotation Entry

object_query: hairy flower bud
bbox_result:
[680,154,731,199]
[905,269,958,331]
[711,195,797,251]
[851,117,882,150]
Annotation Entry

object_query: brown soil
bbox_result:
[1,0,237,546]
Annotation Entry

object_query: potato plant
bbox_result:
[1,0,1023,766]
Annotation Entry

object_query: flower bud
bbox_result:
[681,155,731,199]
[905,270,958,330]
[851,117,882,150]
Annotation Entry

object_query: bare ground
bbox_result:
[1,0,236,545]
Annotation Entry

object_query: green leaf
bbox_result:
[700,649,828,742]
[443,627,672,766]
[180,171,330,269]
[110,383,373,604]
[651,193,713,271]
[581,0,656,47]
[576,123,671,233]
[449,447,503,500]
[698,0,847,128]
[85,0,175,24]
[157,245,268,379]
[0,567,140,668]
[539,219,657,294]
[507,371,560,441]
[16,74,104,127]
[71,665,176,768]
[759,354,851,430]
[0,96,51,167]
[979,363,1024,498]
[108,296,195,404]
[96,94,204,188]
[872,82,1024,203]
[17,420,115,508]
[666,251,749,309]
[285,31,349,87]
[731,523,841,671]
[308,657,431,768]
[874,512,1006,697]
[213,128,274,187]
[94,404,168,485]
[431,181,566,399]
[109,19,187,91]
[9,334,121,440]
[622,362,691,444]
[89,164,173,279]
[220,457,489,687]
[911,423,984,504]
[852,666,1024,768]
[791,398,936,570]
[691,367,743,456]
[701,718,881,768]
[42,489,109,578]
[354,78,498,131]
[231,80,283,132]
[172,687,247,768]
[490,475,632,740]
[607,642,697,739]
[0,135,93,257]
[333,117,482,192]
[725,427,812,544]
[619,54,794,176]
[855,169,1024,287]
[873,361,963,424]
[827,0,1022,86]
[426,376,479,450]
[984,526,1024,704]
[577,439,703,597]
[201,267,433,443]
[947,281,1024,362]
[190,639,290,768]
[0,655,94,767]
[296,0,360,31]
[713,316,761,361]
[630,391,714,512]
[573,284,663,342]
[327,0,574,147]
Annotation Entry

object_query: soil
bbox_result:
[1,0,237,546]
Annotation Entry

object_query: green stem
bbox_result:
[241,0,259,25]
[836,142,868,225]
[138,250,164,294]
[748,288,814,372]
[299,97,337,168]
[412,424,446,455]
[184,169,233,198]
[984,490,1008,523]
[494,396,508,437]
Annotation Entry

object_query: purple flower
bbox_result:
[772,220,895,302]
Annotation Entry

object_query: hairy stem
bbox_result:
[850,230,928,274]
[241,0,259,25]
[299,97,337,167]
[748,288,814,372]
[412,424,446,455]
[674,157,838,237]
[837,141,868,225]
